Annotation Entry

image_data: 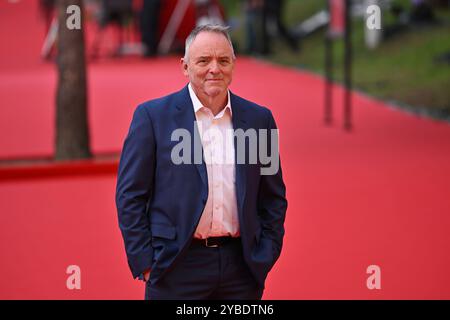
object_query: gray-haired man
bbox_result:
[116,24,287,300]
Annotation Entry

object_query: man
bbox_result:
[116,24,287,300]
[140,0,161,57]
[264,0,299,53]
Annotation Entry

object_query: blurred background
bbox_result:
[0,0,449,299]
[228,0,450,118]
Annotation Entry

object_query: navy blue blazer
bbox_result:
[116,85,287,288]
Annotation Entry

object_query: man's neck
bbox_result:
[195,89,228,116]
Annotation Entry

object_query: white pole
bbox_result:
[158,0,192,55]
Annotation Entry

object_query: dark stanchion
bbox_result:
[324,1,333,126]
[343,0,353,131]
[324,0,353,131]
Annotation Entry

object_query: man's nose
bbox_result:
[209,60,220,74]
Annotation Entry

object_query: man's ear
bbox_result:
[181,58,189,77]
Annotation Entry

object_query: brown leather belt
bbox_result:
[192,236,240,248]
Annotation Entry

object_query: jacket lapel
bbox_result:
[173,86,249,215]
[173,85,208,188]
[230,92,248,215]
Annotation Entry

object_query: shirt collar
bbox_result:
[188,83,232,117]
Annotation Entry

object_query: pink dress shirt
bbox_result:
[188,84,240,239]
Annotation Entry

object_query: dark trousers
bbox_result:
[145,239,264,300]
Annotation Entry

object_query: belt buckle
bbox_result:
[205,238,219,248]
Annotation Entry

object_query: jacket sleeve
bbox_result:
[257,109,288,262]
[115,104,155,279]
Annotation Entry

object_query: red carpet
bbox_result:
[1,1,450,299]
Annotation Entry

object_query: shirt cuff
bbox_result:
[138,273,146,282]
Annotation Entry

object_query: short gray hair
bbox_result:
[183,24,236,62]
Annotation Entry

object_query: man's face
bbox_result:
[182,31,235,99]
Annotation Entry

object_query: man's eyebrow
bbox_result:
[195,55,232,60]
